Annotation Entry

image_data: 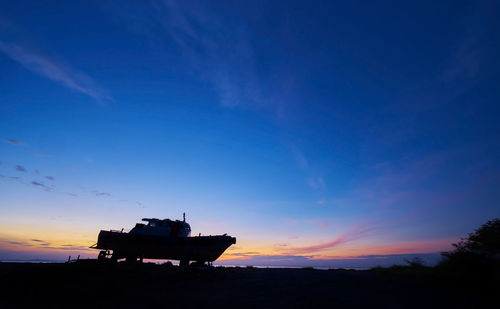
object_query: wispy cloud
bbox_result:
[93,191,111,197]
[307,176,326,190]
[305,219,329,230]
[224,251,261,258]
[0,174,20,180]
[157,1,261,108]
[3,162,143,207]
[0,40,110,103]
[4,138,26,146]
[108,1,280,110]
[15,165,27,172]
[8,241,30,246]
[290,144,309,170]
[282,225,378,255]
[31,181,52,191]
[289,143,327,193]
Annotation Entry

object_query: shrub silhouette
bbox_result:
[405,257,425,267]
[440,218,500,283]
[444,218,500,258]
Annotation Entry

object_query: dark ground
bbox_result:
[0,261,496,308]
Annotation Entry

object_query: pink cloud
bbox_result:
[305,219,329,229]
[282,224,378,255]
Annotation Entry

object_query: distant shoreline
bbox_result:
[0,252,443,269]
[0,259,369,270]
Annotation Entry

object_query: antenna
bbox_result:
[183,212,186,222]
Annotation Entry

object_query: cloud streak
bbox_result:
[93,191,111,197]
[305,219,329,230]
[282,225,378,255]
[31,181,53,191]
[0,174,20,180]
[0,41,110,103]
[15,165,27,173]
[158,1,261,108]
[109,1,270,109]
[4,138,26,146]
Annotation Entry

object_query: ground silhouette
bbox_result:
[0,219,498,308]
[0,262,496,309]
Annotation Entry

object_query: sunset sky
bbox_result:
[1,1,499,267]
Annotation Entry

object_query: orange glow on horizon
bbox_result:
[1,221,461,262]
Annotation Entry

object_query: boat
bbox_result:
[91,213,236,265]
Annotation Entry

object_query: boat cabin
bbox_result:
[129,218,191,237]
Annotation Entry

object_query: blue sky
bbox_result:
[1,0,499,267]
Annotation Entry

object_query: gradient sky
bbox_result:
[1,0,499,267]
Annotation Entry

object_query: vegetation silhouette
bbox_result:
[437,218,500,290]
[442,218,500,259]
[404,257,425,268]
[371,218,499,295]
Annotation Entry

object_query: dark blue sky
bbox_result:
[0,0,499,264]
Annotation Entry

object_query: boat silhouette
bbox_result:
[91,213,236,266]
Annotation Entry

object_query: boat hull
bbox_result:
[94,230,236,262]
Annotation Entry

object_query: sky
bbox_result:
[1,0,499,268]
